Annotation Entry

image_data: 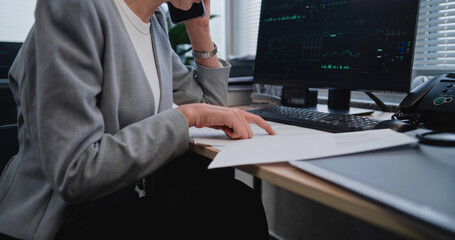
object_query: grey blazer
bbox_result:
[0,0,230,239]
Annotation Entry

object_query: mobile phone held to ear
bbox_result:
[167,2,206,24]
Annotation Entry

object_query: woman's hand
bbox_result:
[177,103,276,139]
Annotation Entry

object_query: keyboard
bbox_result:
[248,105,380,133]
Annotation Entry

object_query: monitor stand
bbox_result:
[325,89,373,115]
[281,88,374,116]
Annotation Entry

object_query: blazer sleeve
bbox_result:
[24,0,189,204]
[153,8,231,106]
[172,52,231,106]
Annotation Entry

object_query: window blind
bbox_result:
[230,0,262,58]
[413,0,455,72]
[0,0,37,42]
[209,0,226,59]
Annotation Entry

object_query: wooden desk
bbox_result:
[189,110,441,239]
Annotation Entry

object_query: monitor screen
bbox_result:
[253,0,419,93]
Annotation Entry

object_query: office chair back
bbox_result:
[0,124,18,174]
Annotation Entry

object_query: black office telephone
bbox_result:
[394,72,455,130]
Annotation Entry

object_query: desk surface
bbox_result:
[190,144,427,239]
[189,109,455,239]
[290,144,455,238]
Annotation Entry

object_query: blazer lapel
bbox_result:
[150,15,173,113]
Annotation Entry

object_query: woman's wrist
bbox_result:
[176,105,195,127]
[185,21,221,67]
[187,31,220,67]
[186,26,213,52]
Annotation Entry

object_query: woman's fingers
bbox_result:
[225,112,251,139]
[218,109,274,139]
[243,112,277,135]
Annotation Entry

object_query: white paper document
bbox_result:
[206,129,418,169]
[190,121,326,147]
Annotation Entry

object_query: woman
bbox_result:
[0,0,275,239]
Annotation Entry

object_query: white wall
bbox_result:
[0,0,37,42]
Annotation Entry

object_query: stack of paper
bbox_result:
[189,122,418,169]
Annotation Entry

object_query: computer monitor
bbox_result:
[253,0,419,114]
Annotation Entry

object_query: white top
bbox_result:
[114,0,161,113]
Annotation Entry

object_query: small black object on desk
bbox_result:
[373,119,418,133]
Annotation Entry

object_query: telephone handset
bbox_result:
[395,72,455,130]
[399,76,439,112]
